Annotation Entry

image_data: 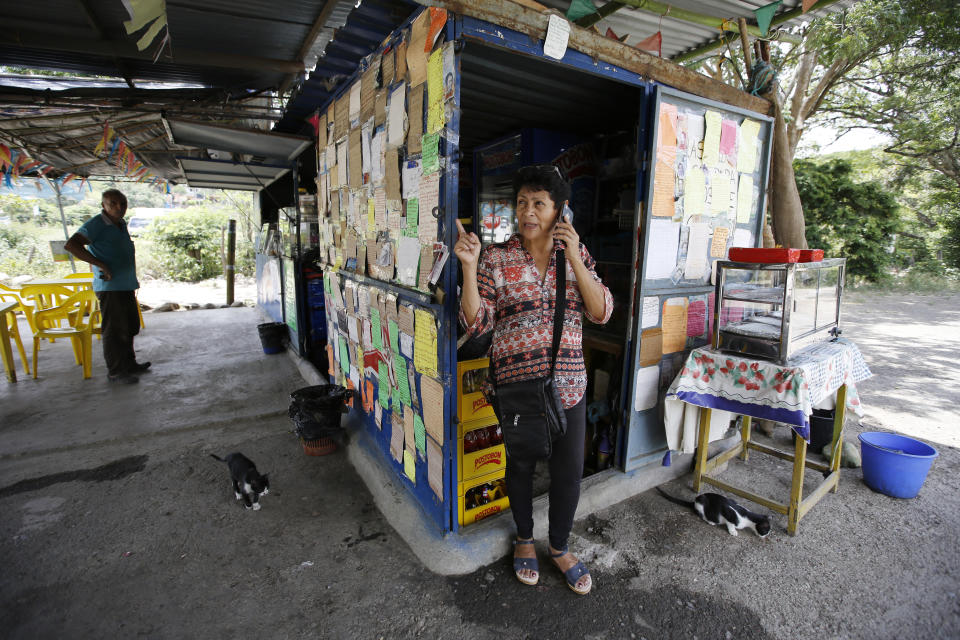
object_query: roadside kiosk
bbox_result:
[259,4,774,534]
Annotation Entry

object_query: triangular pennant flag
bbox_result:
[565,0,597,22]
[62,173,77,186]
[753,0,781,36]
[136,14,167,51]
[12,151,26,177]
[636,31,662,57]
[124,0,165,34]
[605,27,619,40]
[802,0,818,12]
[0,144,10,170]
[307,113,321,135]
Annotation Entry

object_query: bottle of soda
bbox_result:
[464,430,478,454]
[491,424,503,446]
[475,426,491,450]
[480,486,491,505]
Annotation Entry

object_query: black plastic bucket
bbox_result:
[258,322,287,354]
[809,408,836,452]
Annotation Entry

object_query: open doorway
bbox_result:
[458,41,649,486]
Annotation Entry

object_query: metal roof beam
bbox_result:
[280,0,342,95]
[75,0,137,89]
[0,29,304,76]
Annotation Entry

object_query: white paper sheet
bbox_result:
[397,236,420,286]
[633,365,659,411]
[387,84,406,149]
[543,14,570,60]
[645,220,680,280]
[731,227,754,249]
[402,159,422,200]
[399,332,414,359]
[683,222,711,279]
[641,296,659,328]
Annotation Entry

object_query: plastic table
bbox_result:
[666,339,871,535]
[1,300,19,382]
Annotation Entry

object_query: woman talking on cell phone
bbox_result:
[454,164,613,595]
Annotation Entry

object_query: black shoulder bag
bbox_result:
[491,250,568,459]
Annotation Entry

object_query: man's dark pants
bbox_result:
[95,291,140,376]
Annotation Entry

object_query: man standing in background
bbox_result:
[65,188,150,384]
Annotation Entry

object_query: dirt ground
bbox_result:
[1,291,957,639]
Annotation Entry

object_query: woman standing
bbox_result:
[455,165,613,595]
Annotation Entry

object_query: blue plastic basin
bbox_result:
[858,432,938,499]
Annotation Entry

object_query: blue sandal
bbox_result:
[513,539,539,586]
[550,548,592,595]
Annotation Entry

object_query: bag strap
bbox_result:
[550,248,566,374]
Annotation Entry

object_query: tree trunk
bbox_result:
[768,96,808,249]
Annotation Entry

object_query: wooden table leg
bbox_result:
[830,385,848,493]
[692,407,712,492]
[787,432,807,535]
[0,311,16,383]
[739,415,752,461]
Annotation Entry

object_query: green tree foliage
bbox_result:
[794,158,900,282]
[145,206,232,282]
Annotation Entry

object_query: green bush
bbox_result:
[0,223,73,279]
[144,207,230,282]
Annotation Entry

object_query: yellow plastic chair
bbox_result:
[62,274,144,329]
[0,292,31,376]
[19,284,75,333]
[32,289,98,380]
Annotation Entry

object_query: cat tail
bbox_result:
[655,487,695,508]
[209,453,225,462]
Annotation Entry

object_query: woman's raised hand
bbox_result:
[454,219,481,269]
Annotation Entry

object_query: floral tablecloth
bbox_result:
[665,339,872,441]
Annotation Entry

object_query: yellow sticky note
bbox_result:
[426,48,445,134]
[413,308,439,378]
[367,198,376,234]
[702,111,721,167]
[403,449,416,481]
[738,119,761,174]
[711,170,731,214]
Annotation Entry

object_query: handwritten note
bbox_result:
[683,223,710,280]
[702,111,722,167]
[639,328,662,367]
[736,174,754,223]
[405,197,419,237]
[414,413,426,456]
[419,374,444,445]
[390,410,404,462]
[413,308,438,377]
[661,298,688,353]
[426,48,445,134]
[418,171,439,245]
[378,360,390,409]
[684,166,706,219]
[421,132,440,174]
[687,298,707,337]
[710,170,731,215]
[427,436,443,500]
[370,308,382,351]
[388,320,400,353]
[710,227,730,258]
[738,119,761,174]
[651,161,675,218]
[645,220,680,280]
[642,296,660,328]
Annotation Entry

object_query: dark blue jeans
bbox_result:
[96,290,140,376]
[505,397,586,551]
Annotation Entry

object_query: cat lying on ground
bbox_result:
[656,487,771,537]
[210,453,270,510]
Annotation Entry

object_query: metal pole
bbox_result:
[226,219,236,305]
[44,176,77,272]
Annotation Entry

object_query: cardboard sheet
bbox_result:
[407,10,430,87]
[639,328,663,367]
[420,374,444,445]
[407,84,424,153]
[661,298,689,353]
[348,129,362,188]
[385,147,401,199]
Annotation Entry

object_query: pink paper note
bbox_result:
[687,299,706,337]
[719,119,738,158]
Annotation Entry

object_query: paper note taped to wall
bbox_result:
[543,14,570,60]
[413,308,439,378]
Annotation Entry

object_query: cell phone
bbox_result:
[560,203,574,226]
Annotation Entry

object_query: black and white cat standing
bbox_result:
[210,453,270,510]
[657,488,771,537]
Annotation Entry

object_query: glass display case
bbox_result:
[713,258,846,364]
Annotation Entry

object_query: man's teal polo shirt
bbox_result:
[76,213,140,292]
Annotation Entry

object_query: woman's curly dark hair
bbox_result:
[512,164,570,213]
